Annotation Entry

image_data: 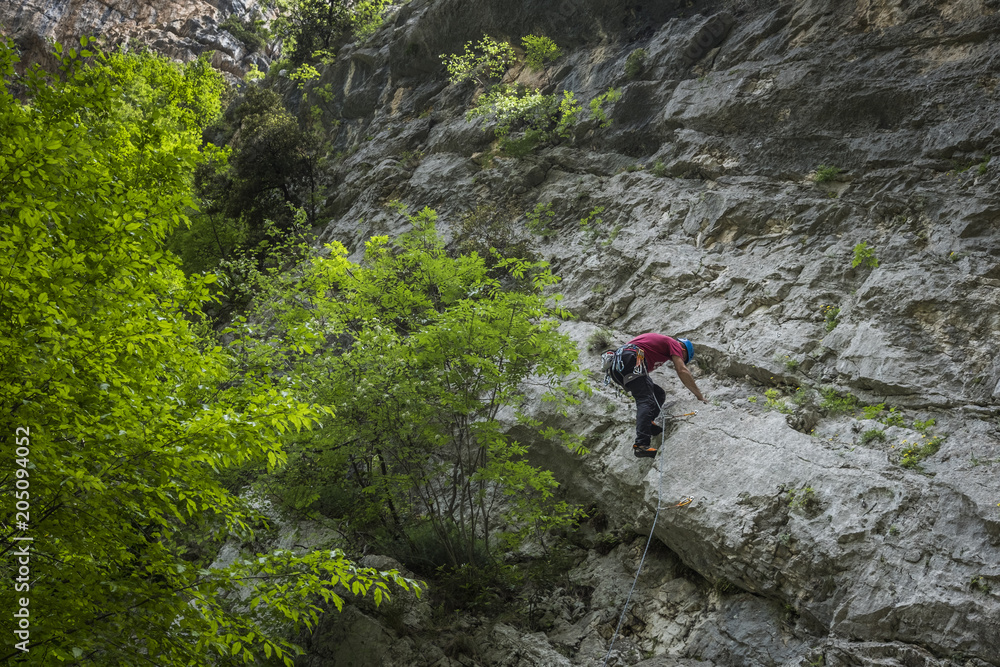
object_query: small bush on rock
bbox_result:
[523,35,560,70]
[860,429,886,446]
[820,387,858,415]
[624,48,648,79]
[442,35,517,87]
[813,164,842,182]
[852,241,879,269]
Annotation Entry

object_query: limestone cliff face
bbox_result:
[18,0,1000,664]
[0,0,273,77]
[284,0,1000,664]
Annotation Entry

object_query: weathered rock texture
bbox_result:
[25,0,1000,664]
[0,0,273,77]
[285,0,1000,663]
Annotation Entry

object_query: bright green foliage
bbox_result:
[861,403,885,420]
[882,406,905,427]
[0,41,411,665]
[814,165,842,182]
[273,0,393,64]
[251,209,587,568]
[624,48,648,79]
[441,35,517,87]
[353,0,394,38]
[522,35,561,70]
[446,36,618,156]
[764,389,792,414]
[589,87,622,128]
[913,418,936,433]
[467,84,553,137]
[819,387,858,415]
[290,62,322,88]
[556,90,581,138]
[526,202,557,237]
[852,241,879,268]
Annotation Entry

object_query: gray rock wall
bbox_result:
[0,0,274,78]
[293,0,1000,663]
[17,0,1000,663]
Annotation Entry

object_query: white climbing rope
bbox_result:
[601,453,664,667]
[601,377,667,667]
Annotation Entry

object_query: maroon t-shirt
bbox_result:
[629,333,684,371]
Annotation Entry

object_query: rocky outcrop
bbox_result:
[282,0,1000,663]
[20,0,1000,662]
[0,0,274,77]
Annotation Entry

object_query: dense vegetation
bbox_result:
[0,32,584,664]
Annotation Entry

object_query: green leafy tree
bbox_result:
[251,209,587,569]
[441,35,517,88]
[193,85,324,265]
[273,0,393,64]
[522,35,560,70]
[0,40,414,665]
[464,82,620,156]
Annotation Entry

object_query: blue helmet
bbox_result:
[678,338,694,363]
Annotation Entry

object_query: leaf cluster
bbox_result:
[467,84,620,154]
[247,209,588,570]
[441,35,517,87]
[0,40,406,665]
[852,241,879,269]
[522,35,561,70]
[272,0,393,64]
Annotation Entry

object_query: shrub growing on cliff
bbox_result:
[813,164,842,182]
[0,39,416,666]
[441,35,517,87]
[220,12,269,52]
[445,38,619,157]
[254,209,587,569]
[852,241,879,268]
[523,34,560,70]
[624,48,648,79]
[273,0,393,64]
[466,85,620,155]
[819,387,858,415]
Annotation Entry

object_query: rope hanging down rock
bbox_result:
[601,386,695,667]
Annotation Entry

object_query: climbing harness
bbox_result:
[602,344,647,388]
[601,382,695,667]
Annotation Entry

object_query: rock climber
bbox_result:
[602,333,708,458]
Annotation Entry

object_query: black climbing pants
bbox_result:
[609,350,667,449]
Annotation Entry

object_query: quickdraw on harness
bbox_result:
[602,344,647,388]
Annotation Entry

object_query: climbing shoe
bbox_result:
[633,445,658,458]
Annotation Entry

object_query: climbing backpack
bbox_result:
[602,344,647,387]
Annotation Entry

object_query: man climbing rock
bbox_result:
[602,333,708,458]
